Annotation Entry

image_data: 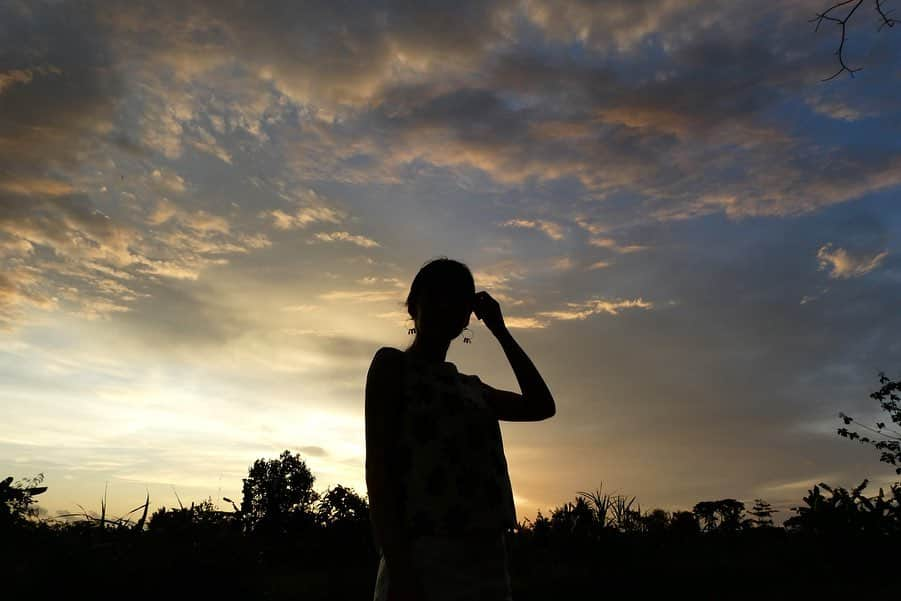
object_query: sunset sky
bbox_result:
[2,0,900,526]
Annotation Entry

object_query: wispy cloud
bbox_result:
[0,177,74,197]
[318,289,399,302]
[500,218,566,240]
[587,260,612,270]
[816,243,888,279]
[308,231,380,248]
[588,237,649,254]
[536,297,654,320]
[503,316,548,329]
[263,205,345,230]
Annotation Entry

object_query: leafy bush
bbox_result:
[1,473,47,529]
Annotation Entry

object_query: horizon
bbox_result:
[2,0,901,531]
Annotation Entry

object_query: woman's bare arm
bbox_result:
[364,347,416,571]
[473,291,556,421]
[485,326,556,421]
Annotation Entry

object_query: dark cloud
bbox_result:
[0,1,123,168]
[9,0,887,225]
[0,2,130,327]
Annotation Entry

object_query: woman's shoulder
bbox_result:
[368,347,407,378]
[372,346,406,363]
[375,346,403,355]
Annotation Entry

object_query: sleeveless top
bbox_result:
[387,349,517,538]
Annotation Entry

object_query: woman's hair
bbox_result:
[404,257,475,320]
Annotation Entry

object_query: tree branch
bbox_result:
[812,1,898,81]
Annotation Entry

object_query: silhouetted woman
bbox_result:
[365,257,556,601]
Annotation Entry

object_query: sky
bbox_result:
[2,0,900,527]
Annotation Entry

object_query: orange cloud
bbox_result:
[816,243,888,279]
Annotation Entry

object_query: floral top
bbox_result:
[386,349,517,538]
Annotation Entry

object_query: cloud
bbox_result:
[0,177,74,197]
[150,169,187,193]
[308,231,380,248]
[148,198,230,234]
[805,94,871,122]
[0,186,270,329]
[265,206,345,230]
[816,243,888,279]
[521,0,708,54]
[472,261,529,290]
[51,0,898,230]
[260,188,347,230]
[0,65,62,94]
[0,5,155,327]
[97,0,509,108]
[550,256,575,271]
[319,289,400,303]
[0,3,123,173]
[373,309,411,326]
[280,304,321,313]
[537,297,654,320]
[500,218,565,240]
[189,126,233,164]
[0,0,278,331]
[503,316,548,329]
[588,237,650,254]
[358,277,405,287]
[587,260,612,270]
[494,296,654,331]
[147,198,179,225]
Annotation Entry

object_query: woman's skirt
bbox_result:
[372,529,513,601]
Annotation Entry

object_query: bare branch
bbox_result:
[811,0,866,80]
[812,1,898,80]
[876,0,898,30]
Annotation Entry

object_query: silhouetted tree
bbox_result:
[716,499,746,533]
[838,371,901,474]
[148,496,235,535]
[240,449,320,536]
[692,501,719,533]
[1,473,47,528]
[692,499,746,533]
[549,496,596,540]
[748,499,778,528]
[668,510,701,536]
[781,479,901,535]
[530,509,551,545]
[639,508,670,535]
[316,484,368,528]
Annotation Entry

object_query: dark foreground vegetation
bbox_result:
[3,458,900,600]
[4,373,900,599]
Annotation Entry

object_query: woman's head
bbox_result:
[405,257,475,341]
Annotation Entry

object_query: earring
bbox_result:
[408,327,416,335]
[462,327,473,344]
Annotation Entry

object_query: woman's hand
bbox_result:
[473,290,507,337]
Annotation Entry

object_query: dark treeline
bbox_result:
[3,450,901,600]
[4,373,900,599]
